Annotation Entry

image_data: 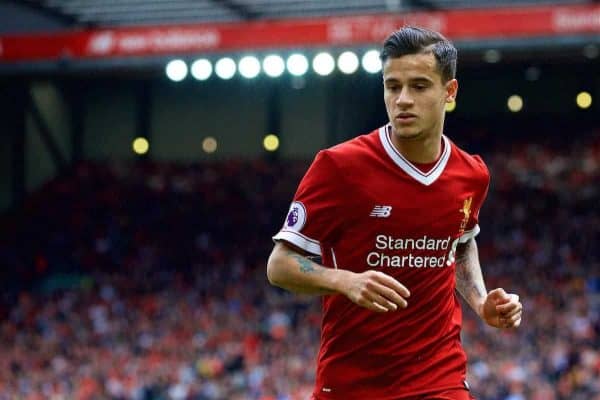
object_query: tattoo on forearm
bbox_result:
[287,250,322,274]
[295,255,316,273]
[455,239,487,305]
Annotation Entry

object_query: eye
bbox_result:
[413,84,428,91]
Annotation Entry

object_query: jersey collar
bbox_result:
[378,124,451,186]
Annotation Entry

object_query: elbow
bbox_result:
[266,252,283,287]
[267,242,299,290]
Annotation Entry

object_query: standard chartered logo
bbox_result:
[366,234,459,268]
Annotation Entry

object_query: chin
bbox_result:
[392,127,422,141]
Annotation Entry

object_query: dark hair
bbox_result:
[380,26,457,82]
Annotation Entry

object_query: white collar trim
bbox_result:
[378,125,451,186]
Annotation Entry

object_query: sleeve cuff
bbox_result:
[459,224,480,243]
[272,230,322,256]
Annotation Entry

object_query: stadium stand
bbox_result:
[0,127,598,400]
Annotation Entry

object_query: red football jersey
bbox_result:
[273,125,490,399]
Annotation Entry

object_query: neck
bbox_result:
[389,128,443,164]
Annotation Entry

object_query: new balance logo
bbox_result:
[370,205,392,218]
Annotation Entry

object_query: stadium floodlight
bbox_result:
[286,54,309,77]
[338,51,359,74]
[132,137,149,155]
[312,52,335,76]
[190,59,212,81]
[165,59,188,82]
[263,55,285,78]
[263,134,280,152]
[238,56,261,79]
[215,57,236,80]
[202,137,218,153]
[507,95,523,112]
[576,91,592,109]
[362,50,382,73]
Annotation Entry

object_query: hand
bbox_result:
[338,270,410,313]
[479,288,522,328]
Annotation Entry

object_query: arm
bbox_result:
[455,238,523,328]
[267,241,410,313]
[267,241,347,295]
[455,238,488,316]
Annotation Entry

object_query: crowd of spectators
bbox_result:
[0,129,598,400]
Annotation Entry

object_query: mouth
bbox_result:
[395,113,417,124]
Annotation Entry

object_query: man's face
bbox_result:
[383,52,457,141]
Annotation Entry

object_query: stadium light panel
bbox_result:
[362,50,382,73]
[524,66,541,81]
[215,58,236,80]
[312,52,335,76]
[263,134,280,152]
[507,95,523,112]
[190,59,212,81]
[238,56,261,79]
[483,49,501,63]
[287,54,309,77]
[165,59,188,82]
[338,51,359,74]
[132,137,149,155]
[583,44,599,59]
[576,92,592,109]
[202,137,218,153]
[263,55,285,78]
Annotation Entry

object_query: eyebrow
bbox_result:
[384,76,434,85]
[411,77,434,84]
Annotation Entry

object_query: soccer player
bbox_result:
[267,26,522,400]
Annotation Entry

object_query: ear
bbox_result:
[445,79,458,103]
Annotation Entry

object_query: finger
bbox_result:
[495,295,520,313]
[488,288,509,303]
[497,303,522,318]
[374,283,408,309]
[505,315,522,328]
[501,311,522,327]
[496,302,519,315]
[371,271,411,298]
[364,291,399,311]
[357,297,390,313]
[507,310,522,324]
[370,302,392,313]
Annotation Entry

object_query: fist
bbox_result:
[480,288,522,329]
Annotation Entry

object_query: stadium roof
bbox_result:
[10,0,593,28]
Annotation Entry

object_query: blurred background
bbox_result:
[0,0,599,399]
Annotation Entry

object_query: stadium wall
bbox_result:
[26,82,71,192]
[0,133,9,211]
[1,60,598,213]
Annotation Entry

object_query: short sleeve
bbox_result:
[458,156,490,243]
[272,150,345,255]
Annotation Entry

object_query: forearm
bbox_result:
[455,238,488,316]
[267,242,351,295]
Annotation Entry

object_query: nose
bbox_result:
[395,87,414,107]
